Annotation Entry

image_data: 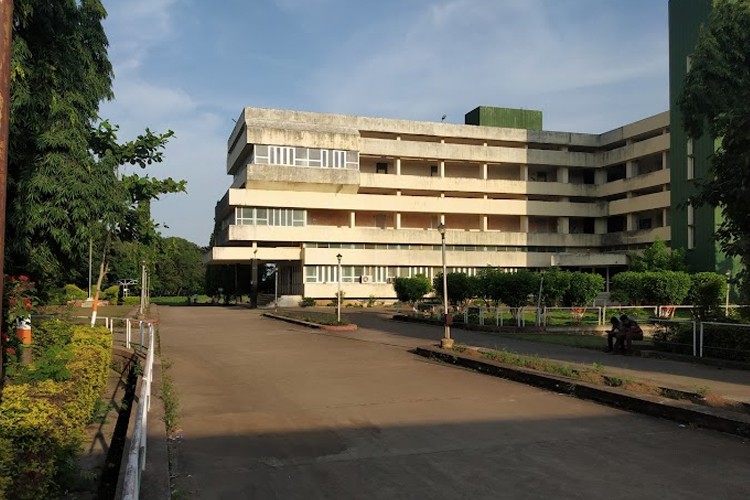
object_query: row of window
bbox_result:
[307,242,568,253]
[224,207,306,228]
[254,145,359,169]
[304,266,480,283]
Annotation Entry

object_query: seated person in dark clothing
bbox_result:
[604,316,623,353]
[616,316,643,353]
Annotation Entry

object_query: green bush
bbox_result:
[689,272,727,320]
[641,271,691,305]
[32,318,75,353]
[611,271,645,305]
[299,297,316,307]
[123,296,140,305]
[0,324,112,498]
[102,285,120,302]
[563,272,604,307]
[63,284,87,302]
[395,275,432,308]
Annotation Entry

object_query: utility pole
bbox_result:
[0,0,15,385]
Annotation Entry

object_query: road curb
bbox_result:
[415,345,750,439]
[262,312,358,332]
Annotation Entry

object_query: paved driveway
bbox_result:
[160,306,750,499]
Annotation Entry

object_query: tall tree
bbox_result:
[678,0,750,287]
[7,0,113,289]
[153,237,205,296]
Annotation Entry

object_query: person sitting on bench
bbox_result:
[611,315,643,354]
[604,316,623,353]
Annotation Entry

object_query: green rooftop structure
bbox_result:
[465,106,543,130]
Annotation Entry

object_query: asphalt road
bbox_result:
[160,306,750,500]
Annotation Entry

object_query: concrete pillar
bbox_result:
[627,213,636,232]
[440,160,445,178]
[396,213,402,229]
[595,219,608,235]
[350,212,356,228]
[440,214,446,225]
[559,217,570,234]
[662,151,668,170]
[626,160,636,178]
[521,165,529,181]
[250,259,258,308]
[396,158,401,175]
[557,166,569,184]
[482,215,488,231]
[520,216,529,233]
[595,169,607,185]
[482,163,488,180]
[662,208,669,227]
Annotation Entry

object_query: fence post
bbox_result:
[693,322,698,357]
[126,319,131,349]
[139,321,144,350]
[699,322,704,358]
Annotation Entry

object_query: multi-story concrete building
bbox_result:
[206,106,671,302]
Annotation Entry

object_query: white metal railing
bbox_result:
[122,321,156,500]
[698,321,750,358]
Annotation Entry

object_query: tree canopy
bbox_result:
[6,0,186,297]
[678,0,750,283]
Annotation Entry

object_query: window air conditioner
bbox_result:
[360,275,373,284]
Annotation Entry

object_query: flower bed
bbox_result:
[0,322,113,499]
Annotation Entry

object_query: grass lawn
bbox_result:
[501,333,607,351]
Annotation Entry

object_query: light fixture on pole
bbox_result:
[437,222,453,348]
[336,253,343,323]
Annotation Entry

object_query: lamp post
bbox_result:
[336,253,342,323]
[725,271,732,316]
[274,266,279,312]
[437,223,453,348]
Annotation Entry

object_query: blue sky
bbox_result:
[99,0,670,246]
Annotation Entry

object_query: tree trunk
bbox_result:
[90,233,111,327]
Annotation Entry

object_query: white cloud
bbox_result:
[309,0,668,132]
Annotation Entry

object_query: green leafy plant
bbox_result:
[299,297,316,307]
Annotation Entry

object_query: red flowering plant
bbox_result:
[3,275,36,333]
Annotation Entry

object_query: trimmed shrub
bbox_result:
[563,272,604,307]
[641,271,691,305]
[689,272,727,320]
[394,275,432,308]
[611,271,645,305]
[102,285,120,302]
[0,325,112,498]
[299,297,316,307]
[63,284,87,302]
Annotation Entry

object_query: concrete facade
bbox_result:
[208,106,671,300]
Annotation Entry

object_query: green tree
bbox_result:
[678,0,750,283]
[629,238,686,272]
[153,237,205,296]
[433,272,477,307]
[641,271,692,306]
[562,272,604,307]
[540,268,571,306]
[393,275,431,309]
[611,271,645,305]
[689,272,728,320]
[7,0,114,289]
[501,270,540,309]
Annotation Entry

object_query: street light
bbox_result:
[725,271,732,316]
[437,223,453,348]
[336,253,343,323]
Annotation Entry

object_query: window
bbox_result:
[252,144,359,170]
[376,162,388,174]
[430,165,438,176]
[233,207,306,227]
[687,138,695,180]
[638,218,653,230]
[687,204,695,250]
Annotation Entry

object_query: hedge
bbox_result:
[0,324,112,499]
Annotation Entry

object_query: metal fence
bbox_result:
[122,320,156,500]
